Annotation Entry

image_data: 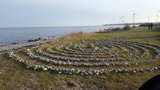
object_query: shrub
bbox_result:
[36,37,46,41]
[123,25,131,30]
[97,25,131,33]
[67,81,78,87]
[27,37,46,42]
[60,32,90,40]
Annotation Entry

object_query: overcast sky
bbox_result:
[0,0,160,27]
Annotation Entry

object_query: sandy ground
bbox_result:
[0,40,50,52]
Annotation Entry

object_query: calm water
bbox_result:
[0,25,125,46]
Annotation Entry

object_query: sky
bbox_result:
[0,0,160,27]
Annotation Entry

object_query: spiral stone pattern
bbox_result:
[8,40,160,75]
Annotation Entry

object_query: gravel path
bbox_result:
[0,40,49,52]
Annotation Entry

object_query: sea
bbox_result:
[0,25,126,46]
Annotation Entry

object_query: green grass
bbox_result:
[0,26,160,89]
[90,27,160,44]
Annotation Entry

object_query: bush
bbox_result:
[67,81,78,87]
[36,37,45,41]
[28,40,34,42]
[27,37,46,42]
[123,25,131,30]
[132,26,136,28]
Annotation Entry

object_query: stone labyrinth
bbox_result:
[8,40,160,75]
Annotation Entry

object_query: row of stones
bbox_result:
[43,40,152,61]
[35,43,156,64]
[44,44,140,60]
[26,49,129,66]
[51,41,127,55]
[61,44,144,59]
[25,45,159,67]
[7,51,160,75]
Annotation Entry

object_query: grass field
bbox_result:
[0,26,160,90]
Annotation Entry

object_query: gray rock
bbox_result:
[0,72,3,75]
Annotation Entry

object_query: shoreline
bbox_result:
[0,39,51,52]
[0,25,134,52]
[0,31,91,52]
[0,25,128,47]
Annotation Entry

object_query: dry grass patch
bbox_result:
[60,32,92,40]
